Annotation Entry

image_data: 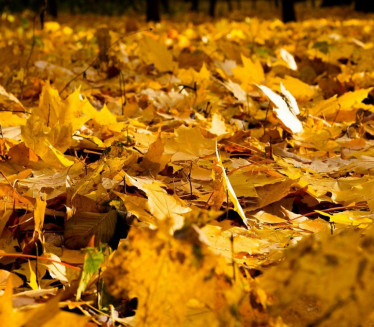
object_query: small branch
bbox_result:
[289,203,368,221]
[204,191,214,209]
[0,253,81,271]
[182,162,193,200]
[47,104,51,127]
[226,188,229,219]
[188,161,193,199]
[0,170,21,196]
[178,82,197,93]
[119,71,126,115]
[230,233,236,281]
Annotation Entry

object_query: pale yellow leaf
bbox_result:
[28,260,39,290]
[139,35,175,72]
[215,142,249,228]
[33,194,46,236]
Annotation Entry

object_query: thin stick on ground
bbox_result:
[0,253,82,271]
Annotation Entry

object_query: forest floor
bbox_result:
[1,4,374,327]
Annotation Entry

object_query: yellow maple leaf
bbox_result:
[117,173,191,231]
[178,63,211,87]
[232,54,264,90]
[83,103,117,125]
[164,125,216,161]
[21,82,93,168]
[281,75,315,101]
[0,112,26,127]
[311,88,372,118]
[139,35,176,72]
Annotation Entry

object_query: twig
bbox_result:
[188,161,193,199]
[226,188,229,219]
[204,191,214,209]
[0,170,21,196]
[289,203,368,221]
[35,245,39,288]
[119,70,126,115]
[47,104,51,127]
[0,253,81,271]
[178,82,197,93]
[181,162,193,199]
[230,233,235,281]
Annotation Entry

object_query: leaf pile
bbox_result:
[1,8,374,326]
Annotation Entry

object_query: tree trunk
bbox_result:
[161,0,169,13]
[355,0,374,12]
[281,0,296,22]
[146,0,160,22]
[251,0,257,9]
[209,0,217,17]
[227,0,233,12]
[321,0,351,6]
[191,0,199,11]
[47,0,58,18]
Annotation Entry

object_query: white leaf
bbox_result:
[280,48,298,71]
[223,79,247,103]
[41,253,68,283]
[257,84,303,134]
[280,82,300,115]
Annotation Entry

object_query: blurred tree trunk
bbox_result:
[146,0,160,22]
[161,0,169,13]
[281,0,296,22]
[355,0,374,12]
[191,0,199,11]
[209,0,217,17]
[321,0,351,6]
[227,0,233,11]
[47,0,58,17]
[252,0,257,9]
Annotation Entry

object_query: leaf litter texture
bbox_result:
[1,7,374,326]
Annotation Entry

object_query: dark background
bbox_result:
[1,0,373,23]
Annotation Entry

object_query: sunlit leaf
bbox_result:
[215,142,249,228]
[257,84,303,133]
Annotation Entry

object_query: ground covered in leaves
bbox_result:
[1,4,374,327]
